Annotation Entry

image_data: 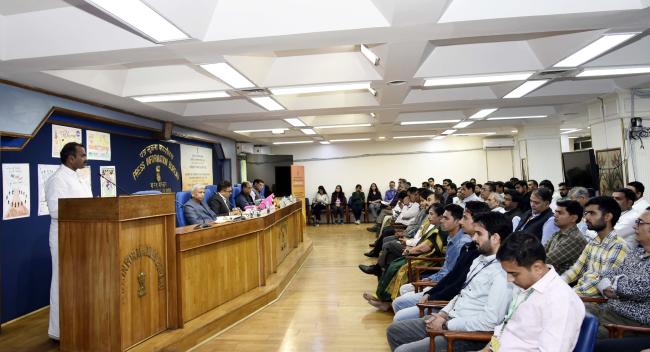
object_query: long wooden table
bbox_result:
[174,201,305,323]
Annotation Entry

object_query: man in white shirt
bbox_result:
[387,212,513,352]
[44,142,93,340]
[479,232,584,352]
[459,181,481,208]
[568,186,597,242]
[627,181,650,212]
[612,188,641,250]
[486,192,506,214]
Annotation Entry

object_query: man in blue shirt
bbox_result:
[385,180,397,202]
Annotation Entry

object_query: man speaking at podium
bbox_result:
[44,142,93,341]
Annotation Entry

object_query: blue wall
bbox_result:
[0,83,238,323]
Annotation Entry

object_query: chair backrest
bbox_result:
[573,312,598,352]
[204,185,217,204]
[231,184,242,208]
[133,190,162,195]
[175,191,192,227]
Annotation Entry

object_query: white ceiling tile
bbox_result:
[404,86,498,104]
[526,79,617,97]
[183,99,265,116]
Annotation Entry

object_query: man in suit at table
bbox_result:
[183,184,216,225]
[208,181,241,216]
[236,181,256,209]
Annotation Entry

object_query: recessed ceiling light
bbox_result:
[393,135,438,139]
[577,65,650,77]
[301,128,317,135]
[453,121,474,129]
[250,96,285,111]
[511,130,518,133]
[560,128,582,134]
[378,136,386,140]
[284,118,306,127]
[487,115,547,120]
[272,141,313,145]
[368,87,377,96]
[554,33,640,68]
[400,120,461,125]
[361,44,380,65]
[433,136,446,140]
[320,141,331,145]
[503,80,549,99]
[469,108,498,120]
[84,0,190,43]
[454,132,497,136]
[424,72,533,87]
[370,113,377,118]
[329,138,371,142]
[132,91,229,102]
[442,129,457,135]
[314,124,372,129]
[271,129,285,135]
[269,82,371,95]
[234,128,289,134]
[200,62,256,89]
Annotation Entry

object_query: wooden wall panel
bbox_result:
[180,234,260,322]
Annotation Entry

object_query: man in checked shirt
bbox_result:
[561,196,628,297]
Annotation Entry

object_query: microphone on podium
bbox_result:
[97,172,132,196]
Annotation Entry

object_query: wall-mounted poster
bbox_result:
[87,130,111,161]
[100,166,117,197]
[77,166,92,190]
[2,163,31,220]
[37,164,60,216]
[52,125,82,158]
[180,144,213,191]
[597,148,625,196]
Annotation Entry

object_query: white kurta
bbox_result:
[44,165,92,339]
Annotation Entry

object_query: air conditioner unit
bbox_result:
[236,142,254,154]
[483,137,515,150]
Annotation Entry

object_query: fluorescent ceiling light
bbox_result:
[370,113,376,118]
[272,141,313,145]
[250,97,285,111]
[200,63,255,89]
[424,72,533,87]
[433,136,446,140]
[132,91,229,102]
[361,44,380,65]
[234,128,289,134]
[503,80,549,99]
[269,82,371,95]
[329,138,371,142]
[393,135,438,139]
[368,87,377,96]
[577,66,650,77]
[400,120,460,126]
[453,121,474,129]
[554,33,640,68]
[469,108,498,120]
[314,124,372,129]
[511,130,518,133]
[454,132,496,136]
[560,128,582,134]
[284,118,306,127]
[442,129,457,135]
[487,115,547,120]
[320,141,331,145]
[378,136,386,140]
[271,129,285,135]
[85,0,189,43]
[301,129,317,135]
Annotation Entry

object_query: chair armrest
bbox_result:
[580,296,608,303]
[406,256,443,282]
[406,256,445,263]
[412,280,438,293]
[442,331,493,351]
[415,266,442,282]
[605,323,650,338]
[417,301,449,317]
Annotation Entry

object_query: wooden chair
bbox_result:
[580,296,608,303]
[417,300,449,317]
[604,323,650,338]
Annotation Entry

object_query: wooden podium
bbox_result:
[58,194,179,352]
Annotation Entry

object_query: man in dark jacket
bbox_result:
[514,187,558,244]
[236,181,255,209]
[208,181,236,216]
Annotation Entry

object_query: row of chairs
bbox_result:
[304,198,373,224]
[175,183,251,227]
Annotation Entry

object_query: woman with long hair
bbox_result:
[367,183,382,222]
[331,185,347,224]
[311,185,329,226]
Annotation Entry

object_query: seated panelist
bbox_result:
[183,184,216,225]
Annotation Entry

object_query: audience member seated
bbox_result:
[385,180,398,203]
[310,185,329,226]
[568,186,597,241]
[562,196,628,297]
[208,180,241,216]
[368,185,404,232]
[331,184,347,224]
[363,205,446,309]
[444,183,457,206]
[391,203,485,322]
[386,212,513,352]
[514,180,531,211]
[480,182,493,202]
[558,182,570,201]
[527,179,539,191]
[367,183,383,222]
[539,179,557,210]
[545,200,587,275]
[588,207,650,337]
[482,232,584,351]
[494,181,505,196]
[458,181,481,207]
[350,184,366,224]
[252,178,265,202]
[613,187,641,249]
[514,188,558,244]
[628,181,649,212]
[235,181,255,209]
[503,189,523,224]
[487,192,505,213]
[183,184,216,225]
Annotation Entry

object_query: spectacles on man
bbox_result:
[635,218,650,227]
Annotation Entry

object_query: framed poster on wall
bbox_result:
[596,148,625,196]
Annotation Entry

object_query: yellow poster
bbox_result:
[180,144,213,190]
[87,130,112,161]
